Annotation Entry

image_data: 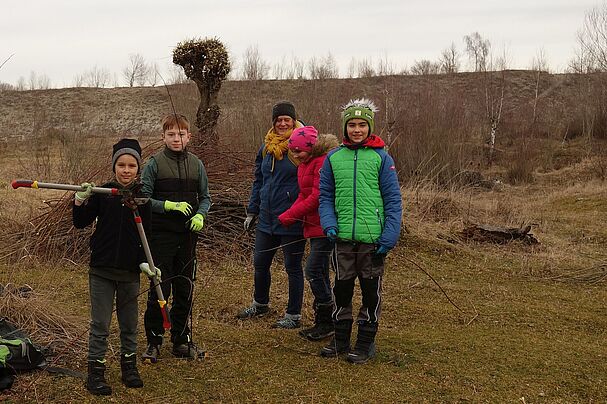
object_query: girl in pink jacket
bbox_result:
[279,126,339,341]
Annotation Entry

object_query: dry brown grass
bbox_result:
[1,75,607,401]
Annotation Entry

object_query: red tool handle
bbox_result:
[11,179,34,189]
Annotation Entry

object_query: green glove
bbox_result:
[139,263,161,279]
[189,213,204,232]
[75,182,95,202]
[164,200,193,216]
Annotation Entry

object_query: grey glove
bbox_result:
[244,214,257,231]
[75,182,95,203]
[139,263,161,279]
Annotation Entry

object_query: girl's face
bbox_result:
[274,115,295,136]
[346,119,370,144]
[115,154,139,186]
[291,149,311,163]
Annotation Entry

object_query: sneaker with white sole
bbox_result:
[236,304,269,319]
[272,316,301,329]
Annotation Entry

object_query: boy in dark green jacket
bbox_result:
[141,114,211,361]
[319,98,402,364]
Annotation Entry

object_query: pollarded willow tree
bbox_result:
[173,38,230,142]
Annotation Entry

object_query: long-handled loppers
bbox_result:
[11,178,172,331]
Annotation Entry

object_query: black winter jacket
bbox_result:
[72,181,151,278]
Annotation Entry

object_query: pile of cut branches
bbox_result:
[0,142,256,265]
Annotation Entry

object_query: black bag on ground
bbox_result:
[0,317,46,391]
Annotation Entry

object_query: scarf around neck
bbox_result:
[264,127,292,160]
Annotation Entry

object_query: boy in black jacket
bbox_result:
[73,138,151,396]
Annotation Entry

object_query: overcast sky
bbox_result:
[0,0,600,87]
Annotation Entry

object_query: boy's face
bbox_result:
[274,116,295,136]
[114,154,139,186]
[163,125,191,151]
[346,119,370,144]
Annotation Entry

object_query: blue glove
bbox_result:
[326,228,337,242]
[375,245,390,255]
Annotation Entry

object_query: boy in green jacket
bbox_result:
[319,98,402,364]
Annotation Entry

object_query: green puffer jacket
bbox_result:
[330,147,384,243]
[319,134,402,248]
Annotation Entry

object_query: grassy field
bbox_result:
[1,157,606,403]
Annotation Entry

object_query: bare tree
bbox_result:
[308,53,338,79]
[439,43,460,74]
[464,32,491,72]
[357,58,375,77]
[168,64,188,84]
[377,53,396,76]
[37,74,51,89]
[347,57,357,78]
[492,45,512,71]
[73,74,84,88]
[83,66,111,88]
[241,45,269,80]
[16,76,26,91]
[291,56,305,79]
[411,59,440,75]
[122,53,148,87]
[530,48,549,127]
[272,55,288,79]
[0,82,15,91]
[28,71,37,90]
[147,62,159,87]
[530,47,549,72]
[571,4,607,72]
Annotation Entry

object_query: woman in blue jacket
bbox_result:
[237,101,306,329]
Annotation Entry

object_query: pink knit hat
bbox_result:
[288,126,318,152]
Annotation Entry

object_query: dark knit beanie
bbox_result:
[272,101,297,122]
[112,138,142,173]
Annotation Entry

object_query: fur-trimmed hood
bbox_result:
[310,133,339,158]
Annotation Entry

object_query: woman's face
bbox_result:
[274,115,295,136]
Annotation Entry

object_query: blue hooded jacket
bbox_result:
[247,145,303,236]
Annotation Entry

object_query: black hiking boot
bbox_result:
[347,322,378,364]
[320,320,352,357]
[172,342,206,360]
[120,354,143,388]
[86,360,112,396]
[141,343,160,364]
[299,303,334,341]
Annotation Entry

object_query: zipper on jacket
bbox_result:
[114,197,124,268]
[268,155,274,235]
[376,208,384,230]
[352,149,358,240]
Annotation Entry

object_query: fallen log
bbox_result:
[461,222,539,244]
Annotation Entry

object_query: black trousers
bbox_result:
[331,241,384,324]
[144,231,197,345]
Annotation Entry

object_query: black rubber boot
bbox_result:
[86,360,112,396]
[120,354,143,388]
[300,303,335,341]
[347,322,378,364]
[320,320,352,357]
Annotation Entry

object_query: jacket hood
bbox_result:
[310,134,339,158]
[342,134,386,149]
